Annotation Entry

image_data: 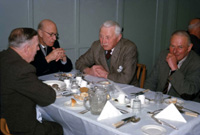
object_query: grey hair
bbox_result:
[100,20,122,36]
[171,30,191,46]
[9,28,38,48]
[188,19,200,30]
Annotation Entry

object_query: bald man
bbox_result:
[188,18,200,55]
[31,19,73,76]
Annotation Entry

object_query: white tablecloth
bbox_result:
[37,71,200,135]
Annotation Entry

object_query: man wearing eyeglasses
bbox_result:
[31,19,73,76]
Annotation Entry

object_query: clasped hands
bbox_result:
[84,65,108,79]
[46,47,67,63]
[166,53,178,71]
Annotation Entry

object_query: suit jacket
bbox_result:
[0,48,56,134]
[190,34,200,56]
[75,38,138,85]
[144,50,200,102]
[31,40,73,76]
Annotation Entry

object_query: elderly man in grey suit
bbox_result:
[76,20,138,85]
[0,28,63,134]
[144,30,200,102]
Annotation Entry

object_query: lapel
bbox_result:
[99,47,109,71]
[179,52,191,71]
[110,40,121,70]
[46,46,53,55]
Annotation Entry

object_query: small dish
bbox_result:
[64,98,83,108]
[141,125,166,135]
[43,80,66,91]
[97,80,111,85]
[164,98,184,106]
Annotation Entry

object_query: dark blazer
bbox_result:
[190,34,200,56]
[144,50,200,102]
[75,38,138,85]
[31,40,73,76]
[0,48,57,134]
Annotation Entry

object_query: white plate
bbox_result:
[97,80,111,85]
[141,125,166,135]
[164,98,184,106]
[64,98,83,108]
[43,80,66,92]
[54,73,74,78]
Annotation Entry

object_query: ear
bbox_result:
[38,29,43,37]
[23,45,30,56]
[188,43,193,52]
[117,34,122,42]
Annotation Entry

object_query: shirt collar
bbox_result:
[178,55,187,68]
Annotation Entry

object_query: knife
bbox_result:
[179,109,198,117]
[175,104,200,115]
[113,116,136,128]
[151,114,178,130]
[130,89,149,96]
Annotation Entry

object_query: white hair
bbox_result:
[100,20,122,36]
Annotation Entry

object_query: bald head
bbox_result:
[188,18,200,39]
[38,19,57,30]
[37,19,58,46]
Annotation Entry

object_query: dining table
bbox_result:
[37,70,200,135]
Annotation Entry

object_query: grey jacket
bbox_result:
[75,38,138,85]
[144,50,200,102]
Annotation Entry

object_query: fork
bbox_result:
[116,107,129,114]
[79,109,89,114]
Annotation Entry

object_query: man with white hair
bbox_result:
[76,20,138,85]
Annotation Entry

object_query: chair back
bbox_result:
[0,118,11,135]
[136,63,146,88]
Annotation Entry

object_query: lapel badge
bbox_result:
[117,65,123,72]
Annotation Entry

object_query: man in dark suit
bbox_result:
[75,20,138,85]
[144,30,200,102]
[31,19,73,76]
[188,18,200,55]
[0,28,63,134]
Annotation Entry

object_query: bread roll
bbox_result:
[80,87,89,93]
[80,92,89,98]
[71,98,76,107]
[73,94,84,101]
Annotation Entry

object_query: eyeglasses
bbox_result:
[40,29,59,38]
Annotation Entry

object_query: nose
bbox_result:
[173,47,177,54]
[52,35,57,40]
[101,38,107,45]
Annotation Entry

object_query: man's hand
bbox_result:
[45,47,67,63]
[83,65,108,78]
[166,53,178,71]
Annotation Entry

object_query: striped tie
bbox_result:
[163,70,176,94]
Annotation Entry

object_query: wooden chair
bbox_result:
[136,63,146,88]
[0,118,11,135]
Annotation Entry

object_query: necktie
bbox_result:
[162,70,176,94]
[105,50,112,60]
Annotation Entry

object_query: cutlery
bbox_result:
[113,116,140,128]
[130,89,149,96]
[79,110,89,114]
[152,115,178,130]
[175,104,199,116]
[178,109,198,117]
[116,107,129,114]
[148,109,178,130]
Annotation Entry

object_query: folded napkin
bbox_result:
[97,101,122,121]
[155,103,187,123]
